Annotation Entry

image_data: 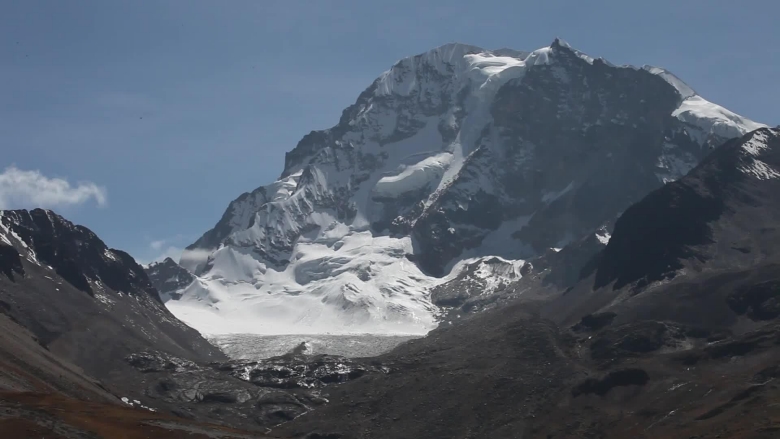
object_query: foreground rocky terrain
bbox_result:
[273,305,780,438]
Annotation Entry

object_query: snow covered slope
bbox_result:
[171,39,765,335]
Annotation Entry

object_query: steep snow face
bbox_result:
[643,65,763,144]
[673,95,766,143]
[176,39,765,336]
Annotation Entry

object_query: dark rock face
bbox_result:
[0,243,24,281]
[144,258,195,301]
[535,222,616,289]
[595,128,780,291]
[593,173,726,290]
[1,209,159,300]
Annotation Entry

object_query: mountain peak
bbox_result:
[149,257,178,267]
[391,42,487,73]
[428,42,485,55]
[550,37,572,49]
[144,256,195,302]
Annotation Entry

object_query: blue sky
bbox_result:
[1,0,778,263]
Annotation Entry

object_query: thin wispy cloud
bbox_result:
[0,166,107,210]
[137,234,192,265]
[152,245,184,263]
[137,245,184,266]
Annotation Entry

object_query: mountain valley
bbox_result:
[2,39,779,438]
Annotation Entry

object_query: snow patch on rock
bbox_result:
[737,130,780,180]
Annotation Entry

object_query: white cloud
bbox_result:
[0,166,107,210]
[136,234,193,265]
[136,246,184,266]
[179,248,212,272]
[155,245,184,262]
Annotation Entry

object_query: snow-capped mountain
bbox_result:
[170,39,765,335]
